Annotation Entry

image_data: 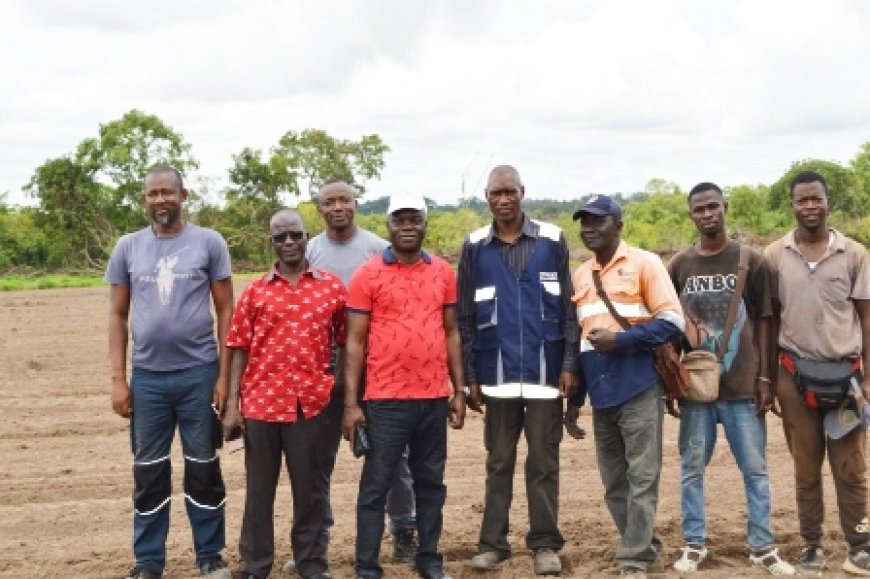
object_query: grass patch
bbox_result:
[0,271,262,292]
[0,274,106,291]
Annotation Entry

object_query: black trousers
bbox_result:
[479,397,564,554]
[355,399,449,577]
[240,411,332,578]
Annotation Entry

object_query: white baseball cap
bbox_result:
[387,192,427,217]
[824,382,869,440]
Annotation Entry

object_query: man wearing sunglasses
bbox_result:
[223,210,347,579]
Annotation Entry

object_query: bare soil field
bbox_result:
[0,285,857,578]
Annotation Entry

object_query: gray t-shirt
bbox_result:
[306,227,388,286]
[105,223,232,371]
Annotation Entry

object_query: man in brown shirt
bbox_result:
[765,170,870,576]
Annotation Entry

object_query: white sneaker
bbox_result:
[673,544,707,573]
[749,547,796,576]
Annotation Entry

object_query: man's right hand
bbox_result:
[665,397,681,418]
[342,404,366,442]
[111,378,131,418]
[222,404,243,440]
[466,383,484,413]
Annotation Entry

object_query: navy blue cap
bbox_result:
[572,194,622,221]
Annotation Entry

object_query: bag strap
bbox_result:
[591,270,631,331]
[716,245,750,361]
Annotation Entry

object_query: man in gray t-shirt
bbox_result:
[283,179,418,572]
[106,165,234,579]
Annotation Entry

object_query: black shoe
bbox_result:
[392,528,417,563]
[799,545,825,574]
[416,567,452,579]
[126,566,162,579]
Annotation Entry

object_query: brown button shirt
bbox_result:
[764,228,870,360]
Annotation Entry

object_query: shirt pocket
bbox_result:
[475,286,498,330]
[540,279,562,323]
[824,274,851,304]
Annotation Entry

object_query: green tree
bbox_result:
[0,199,49,268]
[25,157,114,267]
[74,109,198,231]
[725,183,789,239]
[227,147,299,205]
[424,208,485,261]
[276,130,389,198]
[769,159,863,216]
[622,192,695,252]
[849,141,870,204]
[221,130,389,265]
[23,110,196,268]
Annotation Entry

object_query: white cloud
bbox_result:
[2,0,870,207]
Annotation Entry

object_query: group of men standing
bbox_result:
[108,164,869,579]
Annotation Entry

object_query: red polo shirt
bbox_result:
[347,248,457,400]
[226,265,346,422]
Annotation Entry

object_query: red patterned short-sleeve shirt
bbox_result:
[227,265,346,422]
[346,248,457,400]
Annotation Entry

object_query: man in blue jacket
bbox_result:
[458,165,578,576]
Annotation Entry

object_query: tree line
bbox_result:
[2,109,869,272]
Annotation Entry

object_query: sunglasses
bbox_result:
[271,230,306,244]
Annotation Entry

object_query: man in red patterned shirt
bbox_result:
[223,210,346,579]
[342,192,465,579]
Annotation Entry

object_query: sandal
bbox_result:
[673,544,707,573]
[749,547,796,576]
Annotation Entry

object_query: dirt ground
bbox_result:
[0,284,858,578]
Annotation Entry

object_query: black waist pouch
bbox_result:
[793,356,861,412]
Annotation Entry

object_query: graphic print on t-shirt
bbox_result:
[680,273,746,371]
[137,246,192,305]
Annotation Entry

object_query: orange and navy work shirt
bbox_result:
[226,265,346,423]
[571,241,684,409]
[346,248,457,400]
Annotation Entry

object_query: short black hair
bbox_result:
[789,170,827,197]
[687,182,723,202]
[146,165,184,190]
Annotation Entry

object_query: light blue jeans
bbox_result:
[678,399,774,551]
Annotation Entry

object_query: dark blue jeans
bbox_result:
[130,362,226,574]
[355,399,449,577]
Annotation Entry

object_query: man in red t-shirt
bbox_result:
[342,192,466,579]
[223,210,346,579]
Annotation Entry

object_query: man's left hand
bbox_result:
[564,404,585,440]
[449,392,466,429]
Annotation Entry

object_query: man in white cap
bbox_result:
[343,192,466,579]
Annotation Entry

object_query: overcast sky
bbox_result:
[3,0,870,207]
